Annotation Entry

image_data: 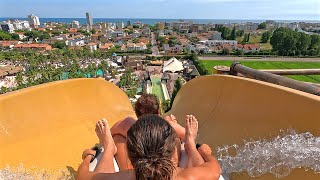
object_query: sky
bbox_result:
[0,0,319,20]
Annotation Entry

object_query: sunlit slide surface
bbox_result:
[0,76,320,179]
[0,78,136,179]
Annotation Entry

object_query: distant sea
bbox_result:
[1,18,320,25]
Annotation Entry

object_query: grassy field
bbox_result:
[201,60,320,83]
[236,35,272,51]
[151,76,165,102]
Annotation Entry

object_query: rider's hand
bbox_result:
[198,144,212,156]
[82,148,96,160]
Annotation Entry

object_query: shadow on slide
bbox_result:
[0,76,319,179]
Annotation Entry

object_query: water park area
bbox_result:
[150,75,165,102]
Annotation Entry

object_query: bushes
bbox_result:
[185,53,208,75]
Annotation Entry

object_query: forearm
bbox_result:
[77,156,92,180]
[185,142,205,167]
[95,148,115,173]
[201,154,222,177]
[179,154,221,180]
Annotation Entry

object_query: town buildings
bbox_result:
[0,20,30,33]
[116,22,125,29]
[13,43,52,51]
[28,14,40,28]
[0,23,15,33]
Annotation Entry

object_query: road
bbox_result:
[151,33,160,56]
[198,56,320,62]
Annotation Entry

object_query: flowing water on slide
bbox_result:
[1,130,320,179]
[217,130,320,178]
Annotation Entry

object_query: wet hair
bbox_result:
[135,94,159,117]
[126,115,176,180]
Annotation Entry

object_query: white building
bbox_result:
[65,38,85,46]
[71,20,80,28]
[163,57,184,73]
[132,30,141,38]
[0,23,15,33]
[111,30,126,38]
[28,14,40,28]
[108,23,116,30]
[205,40,237,46]
[126,42,147,51]
[12,22,23,30]
[87,43,97,52]
[21,21,30,29]
[116,22,125,29]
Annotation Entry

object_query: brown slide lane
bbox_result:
[168,75,320,179]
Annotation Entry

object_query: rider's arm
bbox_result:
[77,155,95,180]
[178,144,221,180]
[77,154,134,180]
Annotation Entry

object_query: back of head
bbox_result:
[135,94,159,117]
[127,115,176,180]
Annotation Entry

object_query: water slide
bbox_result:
[0,78,137,178]
[0,75,320,179]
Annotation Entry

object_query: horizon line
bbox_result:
[1,17,320,21]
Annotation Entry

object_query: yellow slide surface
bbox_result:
[0,78,136,173]
[0,75,320,179]
[168,75,320,180]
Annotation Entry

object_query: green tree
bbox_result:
[221,27,231,40]
[270,27,298,56]
[261,31,272,43]
[39,33,51,40]
[52,41,67,49]
[170,78,182,108]
[52,31,61,36]
[242,33,249,44]
[296,33,311,55]
[24,31,41,40]
[11,33,20,40]
[236,29,245,37]
[308,34,320,56]
[184,53,208,75]
[91,29,96,34]
[156,36,166,44]
[230,26,236,40]
[84,32,91,37]
[162,99,171,113]
[258,22,267,30]
[0,30,12,40]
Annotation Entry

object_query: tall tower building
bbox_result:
[28,14,40,28]
[127,21,131,26]
[86,12,93,26]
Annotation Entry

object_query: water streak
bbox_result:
[0,164,73,180]
[216,130,320,178]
